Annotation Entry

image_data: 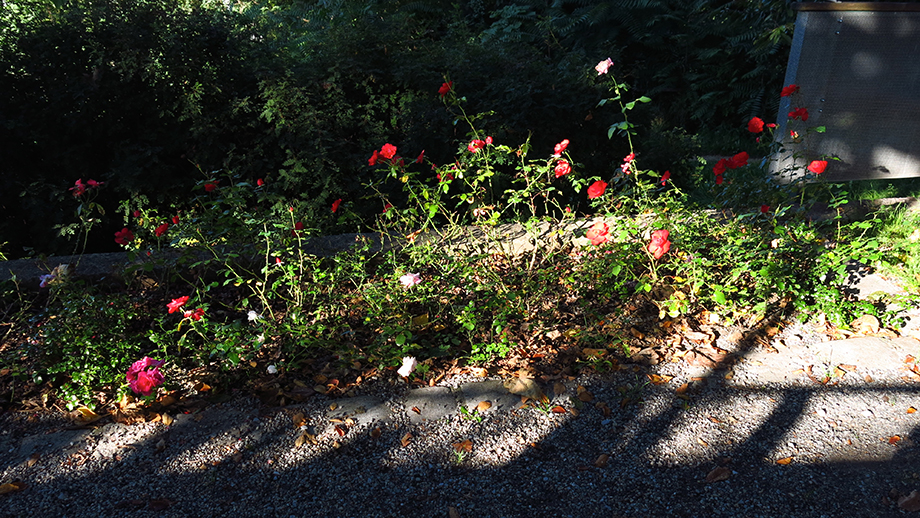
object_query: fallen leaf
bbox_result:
[452,439,473,452]
[697,438,708,447]
[475,400,492,412]
[71,406,102,424]
[193,382,211,392]
[898,490,920,512]
[161,413,174,427]
[292,412,305,427]
[705,466,731,483]
[370,427,382,440]
[864,374,874,383]
[647,373,672,385]
[838,364,858,373]
[908,407,917,414]
[553,382,567,396]
[629,327,645,340]
[26,453,39,467]
[577,389,594,402]
[595,402,611,417]
[411,406,421,414]
[157,395,177,407]
[503,378,545,401]
[0,481,26,494]
[675,383,689,395]
[888,435,901,445]
[707,416,722,424]
[594,453,609,468]
[148,498,174,511]
[411,313,429,327]
[469,367,488,377]
[851,314,880,335]
[334,425,346,437]
[400,433,413,447]
[581,348,606,357]
[775,456,793,465]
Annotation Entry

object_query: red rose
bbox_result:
[155,223,169,237]
[788,107,809,121]
[747,117,764,133]
[554,160,572,178]
[647,229,671,260]
[780,84,800,97]
[807,160,827,174]
[167,296,189,314]
[114,228,134,245]
[554,139,569,156]
[587,180,607,199]
[660,170,671,185]
[728,152,749,169]
[331,198,342,213]
[380,143,397,159]
[438,81,453,98]
[468,139,486,153]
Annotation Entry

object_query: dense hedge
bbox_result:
[0,0,794,258]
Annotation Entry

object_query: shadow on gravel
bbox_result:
[3,343,920,518]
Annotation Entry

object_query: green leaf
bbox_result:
[636,96,652,103]
[712,290,727,305]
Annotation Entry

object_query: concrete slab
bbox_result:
[326,395,392,425]
[403,386,458,424]
[456,380,523,415]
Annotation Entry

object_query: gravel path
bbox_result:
[3,320,920,518]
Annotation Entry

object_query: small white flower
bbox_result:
[397,356,417,378]
[266,365,278,374]
[247,310,262,322]
[399,273,422,287]
[255,334,265,344]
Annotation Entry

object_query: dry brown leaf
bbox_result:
[775,456,793,465]
[908,407,917,414]
[411,406,421,414]
[577,389,594,403]
[475,400,492,412]
[594,454,609,468]
[707,416,722,424]
[864,374,875,383]
[370,427,382,440]
[0,481,26,495]
[157,395,177,407]
[851,314,880,335]
[675,383,689,395]
[595,402,611,417]
[629,327,645,340]
[26,453,39,467]
[400,433,413,447]
[838,364,858,373]
[647,373,672,385]
[452,439,473,452]
[193,382,211,392]
[503,378,545,401]
[889,435,902,445]
[581,348,606,357]
[898,490,920,512]
[292,412,305,427]
[705,466,731,483]
[697,438,708,447]
[469,367,489,377]
[553,382,567,396]
[161,413,174,427]
[551,405,567,414]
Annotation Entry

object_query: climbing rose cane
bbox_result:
[647,230,671,260]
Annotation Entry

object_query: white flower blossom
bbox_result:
[397,356,417,378]
[399,273,421,287]
[247,310,262,322]
[266,365,278,374]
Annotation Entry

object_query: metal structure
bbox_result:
[773,2,920,182]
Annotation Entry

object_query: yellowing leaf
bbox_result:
[889,435,902,445]
[72,406,102,424]
[411,313,429,327]
[908,407,917,414]
[776,456,793,465]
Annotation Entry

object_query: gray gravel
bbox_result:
[2,320,920,517]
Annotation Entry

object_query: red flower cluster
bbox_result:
[712,152,749,184]
[183,307,205,321]
[369,143,401,166]
[69,178,104,197]
[438,81,453,98]
[788,107,809,121]
[620,153,635,174]
[587,180,607,199]
[554,160,572,178]
[748,117,764,133]
[554,139,569,156]
[331,198,342,213]
[780,84,800,97]
[204,181,218,192]
[647,229,671,260]
[586,221,609,246]
[807,160,828,174]
[114,227,134,245]
[167,296,189,313]
[126,357,165,397]
[660,170,671,186]
[155,223,169,237]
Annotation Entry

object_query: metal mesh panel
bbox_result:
[773,9,920,182]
